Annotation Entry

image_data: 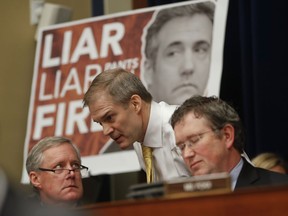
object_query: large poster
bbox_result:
[21,0,229,183]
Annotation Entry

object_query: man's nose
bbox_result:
[180,51,194,77]
[65,168,76,178]
[67,169,76,175]
[102,123,113,136]
[182,146,195,159]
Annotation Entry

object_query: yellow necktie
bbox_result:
[142,145,153,183]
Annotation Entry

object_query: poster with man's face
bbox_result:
[21,0,229,183]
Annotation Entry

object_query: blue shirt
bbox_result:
[230,158,244,190]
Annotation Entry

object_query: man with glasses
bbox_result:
[26,136,88,206]
[170,96,288,190]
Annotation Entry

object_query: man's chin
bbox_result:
[114,136,130,149]
[62,192,82,202]
[46,193,81,206]
[171,88,200,104]
[118,142,130,149]
[191,169,210,176]
[169,96,192,105]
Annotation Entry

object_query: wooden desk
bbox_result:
[79,185,288,216]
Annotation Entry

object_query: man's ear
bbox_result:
[143,60,154,90]
[29,171,42,189]
[222,124,235,149]
[130,94,142,113]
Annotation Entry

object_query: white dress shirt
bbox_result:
[133,101,191,182]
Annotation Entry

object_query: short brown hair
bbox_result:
[83,67,152,107]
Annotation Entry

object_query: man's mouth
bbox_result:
[172,83,198,92]
[190,160,201,170]
[112,135,122,143]
[63,185,77,190]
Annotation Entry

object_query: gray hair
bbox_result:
[26,136,81,174]
[83,67,152,107]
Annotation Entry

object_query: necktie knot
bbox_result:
[142,145,153,159]
[142,145,153,183]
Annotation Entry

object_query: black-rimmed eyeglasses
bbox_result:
[38,165,89,177]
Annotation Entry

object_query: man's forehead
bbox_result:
[175,113,209,130]
[88,89,110,102]
[174,114,209,142]
[157,14,212,44]
[42,145,78,162]
[89,97,124,121]
[42,143,74,154]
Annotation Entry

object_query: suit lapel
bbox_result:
[235,159,259,188]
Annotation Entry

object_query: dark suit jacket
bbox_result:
[235,159,288,189]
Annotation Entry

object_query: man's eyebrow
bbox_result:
[178,133,198,144]
[92,107,111,123]
[98,110,112,123]
[194,40,210,47]
[167,41,182,48]
[71,160,81,164]
[187,133,199,139]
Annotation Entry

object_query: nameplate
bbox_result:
[164,172,232,198]
[127,172,231,199]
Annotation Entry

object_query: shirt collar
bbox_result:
[143,101,163,148]
[230,158,244,190]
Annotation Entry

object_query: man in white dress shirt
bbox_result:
[83,67,190,182]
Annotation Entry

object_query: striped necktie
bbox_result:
[142,145,153,183]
